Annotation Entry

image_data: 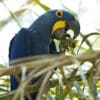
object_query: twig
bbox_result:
[36,71,53,100]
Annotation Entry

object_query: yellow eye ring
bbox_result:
[55,10,63,17]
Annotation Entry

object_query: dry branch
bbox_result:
[0,51,99,77]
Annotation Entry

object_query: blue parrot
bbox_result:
[9,10,80,99]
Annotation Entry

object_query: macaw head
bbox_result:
[49,10,80,40]
[29,9,80,41]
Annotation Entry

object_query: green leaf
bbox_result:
[0,78,9,83]
[1,0,21,28]
[34,0,50,11]
[0,65,6,69]
[0,87,8,92]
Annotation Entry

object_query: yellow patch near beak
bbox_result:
[51,21,66,33]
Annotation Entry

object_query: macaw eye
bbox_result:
[55,10,63,17]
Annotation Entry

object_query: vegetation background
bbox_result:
[0,0,100,100]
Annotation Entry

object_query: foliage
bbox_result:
[0,51,100,100]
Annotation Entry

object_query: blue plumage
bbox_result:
[9,10,80,99]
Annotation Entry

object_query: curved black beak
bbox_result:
[67,18,80,39]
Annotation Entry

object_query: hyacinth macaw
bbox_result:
[9,9,80,99]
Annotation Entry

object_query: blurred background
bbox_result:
[0,0,100,99]
[0,0,100,66]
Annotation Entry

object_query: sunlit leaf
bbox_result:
[33,0,50,11]
[0,65,6,70]
[1,0,21,27]
[0,7,27,28]
[0,87,8,92]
